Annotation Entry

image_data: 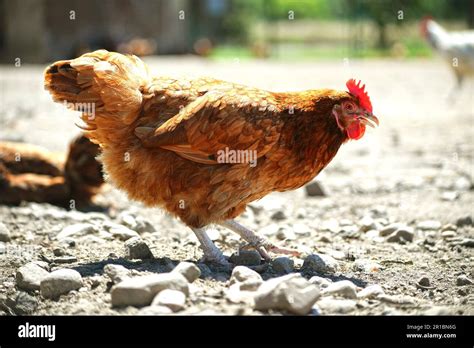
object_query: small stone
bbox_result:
[309,276,332,288]
[10,291,38,315]
[456,215,473,227]
[454,176,471,191]
[271,210,287,221]
[441,191,459,201]
[53,247,68,256]
[138,305,173,315]
[111,273,189,307]
[353,259,382,273]
[317,298,357,314]
[271,257,294,274]
[16,262,50,291]
[441,224,457,232]
[305,181,327,197]
[56,223,98,240]
[230,250,261,266]
[118,212,156,233]
[441,231,457,239]
[456,275,473,286]
[357,284,384,299]
[321,280,357,299]
[125,237,153,259]
[40,269,83,299]
[379,223,403,237]
[377,294,416,305]
[172,262,201,283]
[302,253,338,274]
[386,227,414,243]
[53,256,78,264]
[152,289,186,312]
[293,223,311,236]
[417,276,432,288]
[230,266,262,285]
[260,224,280,236]
[105,223,140,241]
[103,264,131,284]
[359,216,377,232]
[417,220,442,231]
[0,222,11,242]
[276,227,296,241]
[254,274,320,315]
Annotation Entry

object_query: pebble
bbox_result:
[152,289,186,312]
[271,210,287,221]
[379,223,403,237]
[271,257,294,274]
[56,223,98,240]
[138,305,173,315]
[8,291,38,315]
[230,266,263,285]
[253,274,320,315]
[54,256,78,264]
[456,275,473,286]
[260,224,280,236]
[309,276,332,288]
[353,259,382,273]
[417,220,442,231]
[417,276,433,289]
[125,237,154,259]
[377,294,416,305]
[16,262,50,290]
[40,269,83,299]
[103,264,131,284]
[321,280,357,299]
[317,298,357,314]
[276,227,296,241]
[456,215,473,227]
[441,230,457,239]
[172,262,201,283]
[293,223,311,236]
[302,253,338,274]
[357,284,384,299]
[0,222,11,242]
[229,250,261,266]
[386,227,414,243]
[305,181,327,197]
[359,216,377,232]
[111,273,189,307]
[105,222,140,241]
[441,191,458,201]
[118,212,156,233]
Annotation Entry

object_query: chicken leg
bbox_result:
[191,227,229,265]
[219,219,302,261]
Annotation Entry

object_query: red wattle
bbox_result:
[346,123,366,140]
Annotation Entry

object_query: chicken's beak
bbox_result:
[359,112,379,128]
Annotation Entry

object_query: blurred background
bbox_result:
[0,0,473,63]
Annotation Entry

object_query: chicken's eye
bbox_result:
[345,103,355,111]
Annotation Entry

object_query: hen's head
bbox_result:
[332,79,379,140]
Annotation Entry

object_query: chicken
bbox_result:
[44,50,379,265]
[421,17,474,92]
[0,135,103,207]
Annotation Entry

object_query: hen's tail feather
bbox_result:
[44,50,150,135]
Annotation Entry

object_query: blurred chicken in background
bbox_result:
[0,135,104,208]
[421,17,474,95]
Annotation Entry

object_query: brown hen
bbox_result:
[44,50,379,264]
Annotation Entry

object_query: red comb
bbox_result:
[346,79,372,113]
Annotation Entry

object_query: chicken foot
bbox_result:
[219,219,302,261]
[191,227,230,265]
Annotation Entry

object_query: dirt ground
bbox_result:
[0,57,473,315]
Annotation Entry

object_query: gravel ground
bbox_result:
[0,57,473,316]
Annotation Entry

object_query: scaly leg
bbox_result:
[219,219,301,261]
[191,227,229,265]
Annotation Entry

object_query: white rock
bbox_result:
[103,264,131,284]
[293,223,311,236]
[317,298,357,314]
[40,269,83,299]
[359,216,377,232]
[441,230,456,239]
[253,274,320,315]
[357,284,384,299]
[0,222,11,242]
[417,220,442,231]
[172,262,201,283]
[16,262,50,290]
[230,266,262,285]
[152,289,186,312]
[56,223,98,240]
[104,222,140,241]
[260,224,280,236]
[125,237,153,259]
[353,259,383,273]
[138,305,173,315]
[302,254,338,274]
[309,276,332,288]
[111,273,189,307]
[322,280,357,299]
